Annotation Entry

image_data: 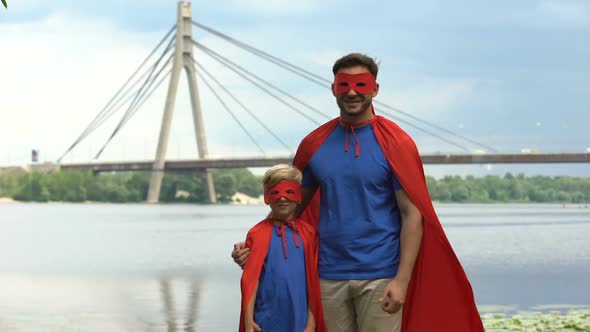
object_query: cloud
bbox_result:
[535,0,590,24]
[505,0,590,29]
[1,1,588,172]
[381,77,478,120]
[0,13,173,164]
[227,0,322,16]
[0,11,332,165]
[304,49,347,67]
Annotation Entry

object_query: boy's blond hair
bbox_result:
[262,164,302,189]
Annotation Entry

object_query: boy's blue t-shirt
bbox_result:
[254,225,308,332]
[302,123,403,280]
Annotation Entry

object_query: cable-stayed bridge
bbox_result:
[12,2,589,203]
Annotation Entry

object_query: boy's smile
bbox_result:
[270,197,297,221]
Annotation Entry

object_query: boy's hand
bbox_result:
[246,319,261,332]
[378,277,407,314]
[232,242,249,269]
[303,326,315,332]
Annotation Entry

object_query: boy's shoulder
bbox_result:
[246,218,272,237]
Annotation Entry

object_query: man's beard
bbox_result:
[337,95,373,118]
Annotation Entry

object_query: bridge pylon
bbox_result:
[147,2,217,204]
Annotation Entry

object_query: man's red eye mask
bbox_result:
[333,72,376,95]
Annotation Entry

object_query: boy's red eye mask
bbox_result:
[333,72,377,95]
[264,181,302,204]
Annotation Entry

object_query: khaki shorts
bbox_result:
[320,278,402,332]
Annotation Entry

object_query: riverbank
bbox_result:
[2,197,589,208]
[481,310,590,331]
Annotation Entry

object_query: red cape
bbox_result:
[293,116,484,332]
[239,218,326,332]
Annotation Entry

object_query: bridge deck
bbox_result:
[52,153,590,173]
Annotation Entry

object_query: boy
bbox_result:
[239,164,325,332]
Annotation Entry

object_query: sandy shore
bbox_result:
[0,197,16,204]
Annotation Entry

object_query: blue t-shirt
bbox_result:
[302,123,403,280]
[254,225,308,331]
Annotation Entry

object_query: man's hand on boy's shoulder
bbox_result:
[232,242,249,269]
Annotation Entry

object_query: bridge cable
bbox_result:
[373,107,471,152]
[94,54,174,159]
[58,25,176,162]
[115,37,177,131]
[82,42,175,142]
[119,67,174,130]
[192,20,328,87]
[81,27,176,136]
[194,41,469,152]
[82,51,175,137]
[191,41,331,121]
[374,102,498,152]
[191,20,497,152]
[94,57,173,159]
[92,68,173,160]
[192,58,293,154]
[75,47,175,150]
[194,69,267,156]
[192,41,322,126]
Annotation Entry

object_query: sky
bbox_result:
[1,0,589,178]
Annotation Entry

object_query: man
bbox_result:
[233,53,484,332]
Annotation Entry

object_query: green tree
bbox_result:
[160,174,180,202]
[3,169,589,204]
[14,173,50,202]
[556,191,571,203]
[126,173,150,200]
[102,183,129,202]
[425,176,438,198]
[508,181,525,201]
[435,182,452,202]
[451,184,469,202]
[571,192,585,203]
[0,169,25,197]
[215,173,236,202]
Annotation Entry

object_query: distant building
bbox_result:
[25,162,60,173]
[231,192,264,205]
[175,190,191,199]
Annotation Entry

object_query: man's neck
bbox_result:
[340,111,375,125]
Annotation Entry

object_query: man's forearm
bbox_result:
[295,187,317,218]
[305,306,316,329]
[396,212,423,283]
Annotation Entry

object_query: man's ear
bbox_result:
[372,82,380,97]
[331,83,337,97]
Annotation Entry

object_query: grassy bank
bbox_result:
[482,310,590,331]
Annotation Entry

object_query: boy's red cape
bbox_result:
[239,218,326,332]
[292,116,484,332]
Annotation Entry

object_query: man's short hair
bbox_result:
[332,53,379,77]
[262,164,302,189]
